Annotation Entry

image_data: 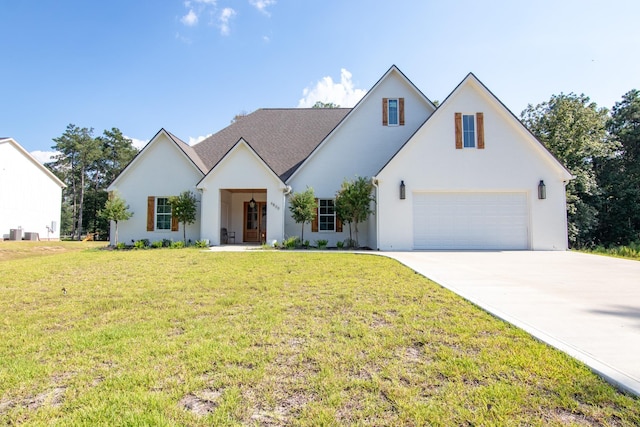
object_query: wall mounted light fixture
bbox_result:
[400,180,406,200]
[538,180,546,200]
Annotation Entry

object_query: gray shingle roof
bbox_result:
[192,108,351,181]
[165,130,208,174]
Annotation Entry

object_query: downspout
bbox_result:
[371,177,380,251]
[196,187,206,245]
[282,185,292,245]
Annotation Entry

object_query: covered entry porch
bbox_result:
[219,188,268,244]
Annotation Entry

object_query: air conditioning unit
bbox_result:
[24,232,39,241]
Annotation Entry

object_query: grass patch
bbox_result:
[1,247,639,425]
[0,241,105,262]
[580,241,640,261]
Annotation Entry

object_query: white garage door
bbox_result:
[413,192,529,250]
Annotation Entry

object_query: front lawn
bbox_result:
[1,247,638,425]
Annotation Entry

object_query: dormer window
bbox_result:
[383,98,405,126]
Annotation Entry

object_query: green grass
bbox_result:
[581,241,640,261]
[1,245,639,425]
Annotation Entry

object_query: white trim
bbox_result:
[387,98,400,127]
[317,198,337,232]
[155,196,172,231]
[462,113,476,148]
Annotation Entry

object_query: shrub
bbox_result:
[315,239,328,249]
[303,240,310,248]
[133,239,150,249]
[151,241,163,249]
[336,241,344,249]
[283,236,300,249]
[162,239,172,248]
[195,239,209,248]
[170,241,185,249]
[115,242,126,250]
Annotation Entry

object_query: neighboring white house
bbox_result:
[0,137,65,240]
[108,65,573,250]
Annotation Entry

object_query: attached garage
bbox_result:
[413,192,529,250]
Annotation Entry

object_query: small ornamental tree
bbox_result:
[169,190,198,244]
[335,176,375,248]
[288,187,316,242]
[99,192,133,246]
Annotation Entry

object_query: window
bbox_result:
[388,99,399,126]
[455,112,485,149]
[318,199,335,231]
[382,98,405,126]
[463,114,475,148]
[156,197,172,230]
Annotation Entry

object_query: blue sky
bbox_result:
[1,0,638,162]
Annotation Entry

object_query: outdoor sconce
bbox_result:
[249,191,256,208]
[538,180,546,200]
[400,180,406,200]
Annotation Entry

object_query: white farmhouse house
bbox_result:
[0,138,65,240]
[108,66,572,250]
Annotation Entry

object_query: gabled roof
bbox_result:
[376,72,573,180]
[196,137,286,188]
[286,65,437,183]
[0,137,66,188]
[192,108,350,181]
[107,128,206,190]
[164,130,208,174]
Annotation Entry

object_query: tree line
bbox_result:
[46,124,138,240]
[522,89,640,248]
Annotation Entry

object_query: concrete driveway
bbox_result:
[385,251,640,396]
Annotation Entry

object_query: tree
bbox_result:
[288,187,316,242]
[84,129,138,237]
[47,125,138,240]
[598,89,640,244]
[312,101,340,109]
[335,176,375,248]
[169,191,198,244]
[99,192,133,246]
[521,93,614,247]
[49,124,101,240]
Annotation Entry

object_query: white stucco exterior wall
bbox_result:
[197,141,287,246]
[0,139,64,240]
[286,69,435,247]
[107,132,203,245]
[376,78,571,250]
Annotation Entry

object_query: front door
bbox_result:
[244,202,267,243]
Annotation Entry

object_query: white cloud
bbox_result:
[30,150,59,164]
[249,0,275,15]
[218,8,236,36]
[181,9,198,26]
[187,134,213,146]
[297,68,367,108]
[125,136,148,150]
